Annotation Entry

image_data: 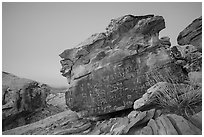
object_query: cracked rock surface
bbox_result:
[59,14,187,116]
[3,108,201,135]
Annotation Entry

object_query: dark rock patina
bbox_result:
[59,15,187,116]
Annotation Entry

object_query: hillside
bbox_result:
[2,71,67,131]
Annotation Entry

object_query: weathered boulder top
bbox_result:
[60,15,165,81]
[59,14,187,117]
[177,16,202,51]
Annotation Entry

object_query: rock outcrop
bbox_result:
[2,72,66,131]
[2,14,202,135]
[3,108,201,135]
[133,82,196,110]
[59,14,187,116]
[170,44,202,72]
[171,16,202,84]
[177,16,202,52]
[139,113,202,135]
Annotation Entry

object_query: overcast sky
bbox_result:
[2,2,201,87]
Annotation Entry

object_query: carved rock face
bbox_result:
[59,15,187,116]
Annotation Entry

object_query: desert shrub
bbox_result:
[152,84,202,118]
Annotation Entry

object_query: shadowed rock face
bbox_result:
[2,72,51,131]
[171,16,202,73]
[177,16,202,52]
[59,15,187,116]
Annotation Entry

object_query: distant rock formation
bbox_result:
[177,16,202,52]
[2,72,66,131]
[171,16,202,85]
[59,14,187,117]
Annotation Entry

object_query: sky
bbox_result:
[2,2,202,87]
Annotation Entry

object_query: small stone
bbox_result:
[110,117,129,135]
[88,129,101,135]
[87,122,102,135]
[140,126,153,135]
[111,125,126,135]
[133,94,149,110]
[138,109,155,125]
[127,110,140,119]
[122,111,147,134]
[153,109,162,119]
[100,120,116,134]
[71,119,88,128]
[54,122,91,135]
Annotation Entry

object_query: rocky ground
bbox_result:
[3,101,202,135]
[2,14,202,135]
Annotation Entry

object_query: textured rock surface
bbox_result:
[2,72,67,131]
[172,16,202,89]
[3,110,79,135]
[170,44,202,72]
[138,112,202,135]
[188,111,202,130]
[59,14,187,116]
[2,72,50,130]
[133,82,190,110]
[177,16,202,51]
[188,71,202,86]
[166,114,201,135]
[3,108,201,135]
[159,36,171,48]
[46,92,67,111]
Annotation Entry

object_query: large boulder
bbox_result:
[59,15,187,117]
[177,16,202,52]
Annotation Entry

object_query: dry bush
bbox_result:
[152,83,202,118]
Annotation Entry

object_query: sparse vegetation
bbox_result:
[151,83,202,119]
